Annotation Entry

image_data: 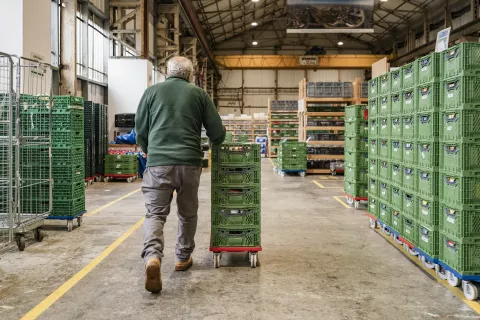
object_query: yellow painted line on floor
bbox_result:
[20,217,145,320]
[333,196,351,209]
[312,180,325,188]
[84,188,141,217]
[374,228,480,314]
[268,158,275,166]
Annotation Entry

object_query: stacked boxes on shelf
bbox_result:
[268,100,299,157]
[344,105,368,202]
[275,141,307,174]
[438,43,480,280]
[211,143,261,248]
[51,96,86,217]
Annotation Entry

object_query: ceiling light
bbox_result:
[251,22,258,26]
[338,41,344,46]
[252,41,258,46]
[380,0,388,2]
[252,0,259,2]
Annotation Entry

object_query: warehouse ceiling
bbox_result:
[189,0,468,53]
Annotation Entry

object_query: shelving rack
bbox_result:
[298,78,368,174]
[267,99,299,158]
[222,116,268,143]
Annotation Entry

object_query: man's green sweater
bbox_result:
[135,77,225,167]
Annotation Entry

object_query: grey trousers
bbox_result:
[141,165,202,263]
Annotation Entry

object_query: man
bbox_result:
[135,56,225,293]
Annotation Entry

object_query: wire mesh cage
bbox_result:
[0,53,52,251]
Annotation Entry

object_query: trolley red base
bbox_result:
[345,193,368,209]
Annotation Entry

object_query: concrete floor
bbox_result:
[0,159,479,320]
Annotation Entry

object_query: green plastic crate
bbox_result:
[417,52,441,84]
[105,162,138,170]
[53,181,85,200]
[368,196,379,218]
[439,233,480,276]
[53,95,84,107]
[440,203,480,241]
[212,165,260,186]
[417,112,439,139]
[211,186,260,206]
[53,164,84,183]
[345,105,368,122]
[344,151,368,167]
[212,144,260,165]
[440,172,480,208]
[51,197,85,217]
[390,162,403,187]
[368,97,378,117]
[440,142,480,174]
[378,117,390,137]
[52,130,84,146]
[369,138,378,157]
[402,88,416,114]
[442,42,480,79]
[402,115,416,140]
[417,82,441,112]
[391,140,403,163]
[369,118,378,138]
[418,223,440,259]
[417,196,440,229]
[403,216,418,244]
[344,180,368,198]
[51,147,84,166]
[379,73,390,95]
[379,202,392,225]
[441,75,480,110]
[379,180,390,202]
[211,227,260,247]
[390,69,402,92]
[417,169,439,198]
[369,158,378,177]
[378,160,389,180]
[105,154,137,163]
[391,210,403,234]
[391,92,402,115]
[378,139,389,160]
[369,77,379,98]
[403,191,417,220]
[402,62,417,89]
[344,165,369,184]
[417,140,439,169]
[369,177,379,198]
[390,116,402,139]
[345,136,368,153]
[441,110,480,142]
[403,166,416,192]
[402,141,416,166]
[391,187,403,210]
[211,206,260,226]
[379,95,391,116]
[345,120,368,138]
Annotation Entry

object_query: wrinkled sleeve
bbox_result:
[135,89,151,154]
[202,92,225,145]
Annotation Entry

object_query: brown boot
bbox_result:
[175,257,193,271]
[145,258,162,293]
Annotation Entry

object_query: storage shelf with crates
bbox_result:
[267,99,300,158]
[221,116,268,143]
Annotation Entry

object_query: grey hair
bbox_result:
[167,56,194,80]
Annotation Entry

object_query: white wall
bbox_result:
[108,59,153,138]
[23,0,51,64]
[0,0,23,56]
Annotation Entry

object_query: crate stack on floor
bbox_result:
[343,105,369,208]
[268,100,299,158]
[94,103,108,176]
[84,101,95,181]
[274,141,307,177]
[437,43,480,292]
[104,152,138,182]
[50,96,86,224]
[211,143,261,268]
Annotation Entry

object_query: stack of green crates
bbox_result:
[276,141,307,172]
[344,105,368,199]
[438,43,480,277]
[105,154,138,175]
[51,96,86,217]
[211,143,261,248]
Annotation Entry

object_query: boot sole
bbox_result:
[145,264,162,293]
[175,261,192,271]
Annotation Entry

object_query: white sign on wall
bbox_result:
[436,27,451,52]
[299,56,319,66]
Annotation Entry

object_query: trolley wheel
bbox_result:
[250,253,258,268]
[95,176,101,182]
[407,247,418,256]
[382,226,391,236]
[299,171,306,177]
[463,281,479,301]
[104,177,110,183]
[435,264,448,280]
[67,220,73,232]
[354,201,360,210]
[77,216,82,227]
[16,235,26,251]
[446,270,461,287]
[213,253,221,268]
[420,255,435,269]
[34,228,44,242]
[331,170,337,176]
[280,171,285,177]
[368,217,376,229]
[127,177,133,183]
[89,180,94,186]
[393,234,403,245]
[85,182,88,188]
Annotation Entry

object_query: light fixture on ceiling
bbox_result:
[338,41,344,46]
[380,0,388,2]
[252,41,258,46]
[252,0,260,2]
[251,22,258,26]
